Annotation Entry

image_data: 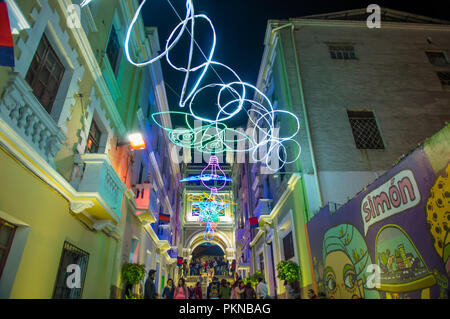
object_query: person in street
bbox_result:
[244,282,256,299]
[256,277,269,299]
[237,280,246,299]
[284,281,300,299]
[162,278,174,299]
[318,292,327,299]
[219,279,231,299]
[144,269,158,299]
[195,261,200,276]
[213,259,218,274]
[230,281,237,299]
[207,276,221,299]
[189,262,194,276]
[194,282,203,299]
[182,261,188,278]
[174,278,188,299]
[308,289,318,299]
[188,285,195,299]
[204,260,209,272]
[231,260,236,277]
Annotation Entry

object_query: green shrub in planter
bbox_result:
[121,263,146,285]
[276,261,301,283]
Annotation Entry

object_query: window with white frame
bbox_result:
[25,35,65,114]
[106,25,121,75]
[282,231,295,261]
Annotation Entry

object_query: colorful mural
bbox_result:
[307,124,450,299]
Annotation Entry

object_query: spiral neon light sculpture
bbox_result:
[123,0,301,172]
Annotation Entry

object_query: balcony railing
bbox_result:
[0,73,66,167]
[71,153,127,221]
[133,183,151,211]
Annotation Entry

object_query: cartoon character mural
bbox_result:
[322,224,380,299]
[308,124,450,299]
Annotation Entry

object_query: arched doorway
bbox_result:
[192,243,225,262]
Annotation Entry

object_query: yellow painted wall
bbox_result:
[0,146,118,298]
[268,179,314,297]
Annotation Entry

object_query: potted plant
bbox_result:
[276,261,301,298]
[121,263,146,299]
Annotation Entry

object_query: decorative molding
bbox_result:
[14,1,85,134]
[70,200,94,214]
[0,73,66,167]
[5,0,31,35]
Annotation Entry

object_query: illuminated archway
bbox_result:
[186,229,233,260]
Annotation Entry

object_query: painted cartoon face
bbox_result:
[324,251,365,299]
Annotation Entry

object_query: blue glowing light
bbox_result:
[179,174,232,183]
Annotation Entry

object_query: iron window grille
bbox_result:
[426,52,448,66]
[0,218,17,279]
[347,110,385,150]
[437,72,450,87]
[25,35,65,114]
[53,241,89,299]
[283,231,295,261]
[329,45,357,60]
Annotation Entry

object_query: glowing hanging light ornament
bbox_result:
[124,0,302,173]
[204,222,216,241]
[179,174,231,183]
[200,156,227,191]
[80,0,93,7]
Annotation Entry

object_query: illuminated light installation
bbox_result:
[184,156,233,241]
[124,0,302,172]
[186,193,237,206]
[80,0,93,8]
[179,174,232,183]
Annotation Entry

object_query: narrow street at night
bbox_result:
[0,0,449,309]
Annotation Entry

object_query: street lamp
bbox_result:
[128,133,146,150]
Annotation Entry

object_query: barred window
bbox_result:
[437,72,450,87]
[347,110,384,149]
[329,44,357,60]
[426,52,448,66]
[53,241,89,299]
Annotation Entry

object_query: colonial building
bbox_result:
[235,8,450,298]
[0,0,180,298]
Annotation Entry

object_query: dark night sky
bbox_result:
[140,1,449,127]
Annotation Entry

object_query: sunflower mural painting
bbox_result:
[307,124,450,299]
[426,163,450,275]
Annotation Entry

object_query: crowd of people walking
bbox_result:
[143,268,325,299]
[182,256,234,277]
